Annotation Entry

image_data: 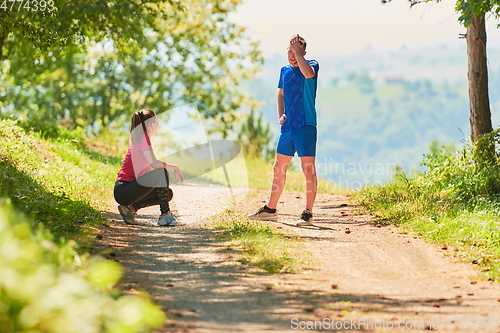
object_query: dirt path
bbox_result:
[94,185,500,332]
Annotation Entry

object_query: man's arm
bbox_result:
[277,88,286,125]
[295,53,315,79]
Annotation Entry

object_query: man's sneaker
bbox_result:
[296,209,314,226]
[248,206,278,221]
[118,205,138,225]
[158,212,186,227]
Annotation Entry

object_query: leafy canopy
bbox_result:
[0,0,263,136]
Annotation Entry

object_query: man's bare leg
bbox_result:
[267,153,293,209]
[300,156,317,212]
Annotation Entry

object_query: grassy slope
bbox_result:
[0,120,118,247]
[0,121,167,332]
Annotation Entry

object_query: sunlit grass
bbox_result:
[357,139,500,281]
[358,182,500,281]
[0,120,166,332]
[0,120,117,245]
[212,210,309,274]
[407,211,500,280]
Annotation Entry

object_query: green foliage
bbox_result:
[381,0,500,26]
[454,0,500,26]
[0,0,184,60]
[0,200,165,333]
[0,119,166,331]
[0,0,263,136]
[16,115,87,141]
[238,108,274,161]
[0,119,117,243]
[213,210,305,274]
[422,138,500,204]
[359,135,500,222]
[358,132,500,280]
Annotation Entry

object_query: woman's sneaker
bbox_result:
[118,205,138,225]
[248,206,278,221]
[158,212,186,227]
[296,209,314,226]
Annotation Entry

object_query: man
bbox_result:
[249,34,319,226]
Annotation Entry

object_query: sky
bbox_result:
[229,0,500,57]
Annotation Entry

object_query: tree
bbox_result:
[383,0,500,142]
[0,0,185,62]
[238,108,274,160]
[0,0,263,136]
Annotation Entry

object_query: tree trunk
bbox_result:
[0,29,7,59]
[466,13,493,142]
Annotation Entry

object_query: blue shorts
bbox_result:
[276,125,317,157]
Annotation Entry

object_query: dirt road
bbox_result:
[95,184,500,332]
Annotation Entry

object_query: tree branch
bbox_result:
[409,0,432,8]
[381,0,435,8]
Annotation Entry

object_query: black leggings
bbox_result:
[114,168,173,214]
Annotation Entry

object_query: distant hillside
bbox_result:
[240,45,500,188]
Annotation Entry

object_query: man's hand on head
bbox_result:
[289,35,305,55]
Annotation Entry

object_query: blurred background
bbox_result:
[230,0,500,188]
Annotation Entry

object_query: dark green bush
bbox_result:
[359,131,500,222]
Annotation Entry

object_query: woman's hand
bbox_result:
[161,162,185,183]
[173,167,185,183]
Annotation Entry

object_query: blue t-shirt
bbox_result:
[277,59,319,133]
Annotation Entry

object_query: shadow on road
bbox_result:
[94,209,500,333]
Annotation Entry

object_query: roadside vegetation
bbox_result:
[0,120,165,332]
[357,132,500,281]
[212,210,309,274]
[0,119,118,245]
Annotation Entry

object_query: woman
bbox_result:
[114,109,185,226]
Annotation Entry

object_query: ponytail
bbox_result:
[130,109,156,144]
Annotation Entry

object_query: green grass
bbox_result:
[0,120,119,246]
[0,199,165,333]
[357,137,500,281]
[0,119,166,332]
[212,210,309,274]
[401,210,500,280]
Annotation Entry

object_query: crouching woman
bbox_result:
[114,109,184,226]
